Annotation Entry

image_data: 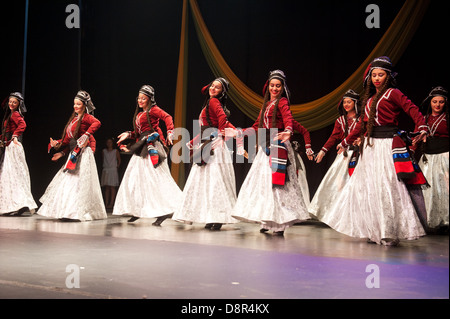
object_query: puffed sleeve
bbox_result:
[278,98,294,133]
[321,117,344,152]
[83,114,102,136]
[209,98,235,130]
[392,89,428,134]
[10,111,26,137]
[152,105,174,135]
[293,120,311,148]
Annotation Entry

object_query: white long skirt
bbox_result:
[419,152,449,229]
[38,147,106,220]
[173,138,238,224]
[0,142,38,214]
[232,141,310,231]
[309,151,353,220]
[113,144,182,218]
[322,138,426,244]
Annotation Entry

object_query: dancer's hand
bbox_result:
[306,148,314,161]
[315,150,325,163]
[49,137,59,148]
[166,133,174,146]
[274,131,292,143]
[52,152,64,161]
[117,132,130,144]
[12,136,20,146]
[336,143,345,155]
[412,131,427,145]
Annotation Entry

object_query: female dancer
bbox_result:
[417,86,448,232]
[173,77,239,230]
[114,85,182,225]
[322,56,428,245]
[0,92,37,215]
[232,70,310,235]
[39,90,106,221]
[309,89,361,220]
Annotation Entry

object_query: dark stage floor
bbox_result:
[0,213,448,300]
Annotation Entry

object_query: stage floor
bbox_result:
[0,213,448,300]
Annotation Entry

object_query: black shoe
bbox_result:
[273,231,284,236]
[211,223,222,231]
[205,223,214,229]
[128,216,140,223]
[260,228,269,233]
[60,218,81,222]
[152,215,170,226]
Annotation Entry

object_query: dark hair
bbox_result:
[1,97,24,142]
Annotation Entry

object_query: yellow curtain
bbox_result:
[189,0,430,131]
[171,0,189,186]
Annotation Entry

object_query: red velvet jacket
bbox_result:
[341,88,427,148]
[1,111,26,144]
[130,105,174,145]
[250,97,294,133]
[322,115,358,152]
[425,113,448,138]
[188,98,236,147]
[293,120,311,149]
[53,113,101,153]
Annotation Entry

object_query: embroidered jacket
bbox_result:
[130,106,174,146]
[321,115,358,153]
[250,97,294,133]
[188,98,236,148]
[1,111,26,144]
[341,88,428,148]
[56,113,101,153]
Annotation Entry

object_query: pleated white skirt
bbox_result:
[38,147,107,221]
[322,138,426,244]
[0,142,37,214]
[232,141,310,231]
[173,138,238,224]
[419,152,449,228]
[309,151,353,220]
[113,143,183,218]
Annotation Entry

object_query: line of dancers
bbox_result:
[0,56,448,246]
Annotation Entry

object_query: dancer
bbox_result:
[38,90,106,221]
[322,56,428,245]
[416,86,449,233]
[114,85,182,225]
[232,70,310,235]
[0,92,37,216]
[101,138,121,210]
[309,89,361,220]
[173,77,240,230]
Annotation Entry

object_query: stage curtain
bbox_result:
[189,0,430,131]
[171,0,189,186]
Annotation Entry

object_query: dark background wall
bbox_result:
[1,0,448,207]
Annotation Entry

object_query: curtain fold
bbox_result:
[171,0,189,186]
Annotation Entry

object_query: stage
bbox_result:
[0,213,447,300]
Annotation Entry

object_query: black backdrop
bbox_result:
[1,0,448,207]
